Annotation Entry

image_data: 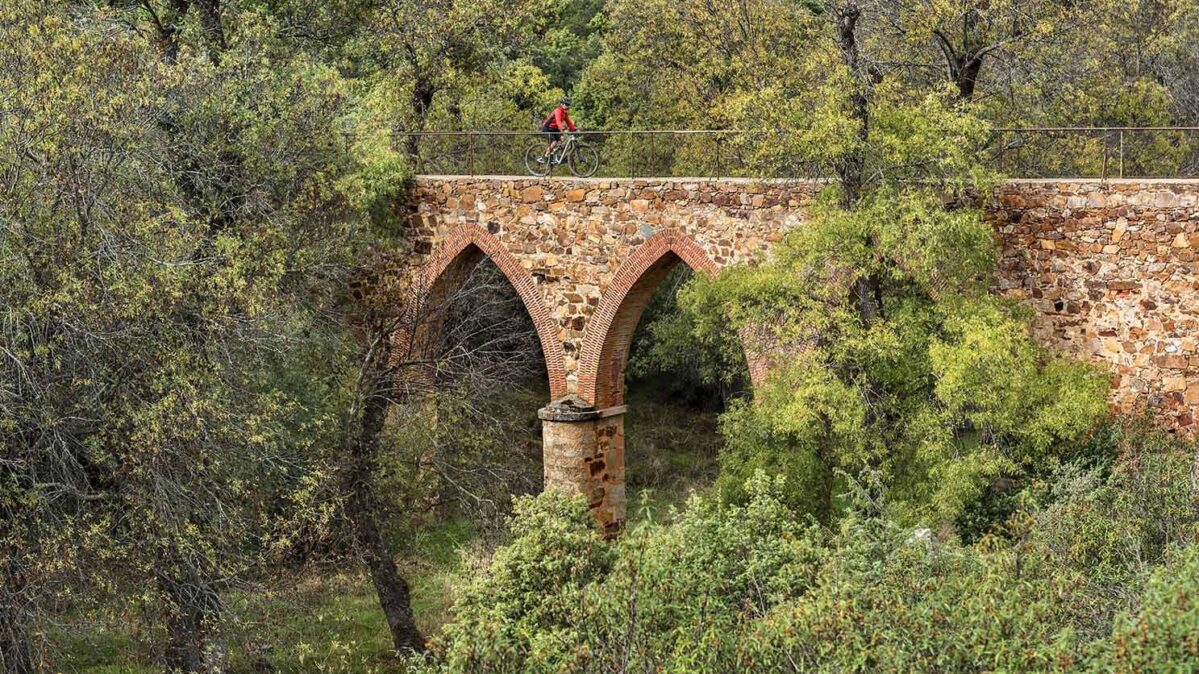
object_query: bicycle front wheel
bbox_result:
[568,144,600,178]
[524,144,551,177]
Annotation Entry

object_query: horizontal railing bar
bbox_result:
[996,127,1199,132]
[391,130,763,136]
[391,127,1199,179]
[390,127,1199,136]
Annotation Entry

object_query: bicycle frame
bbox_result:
[550,135,576,164]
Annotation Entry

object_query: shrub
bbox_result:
[1081,546,1199,673]
[421,474,822,673]
[684,190,1111,534]
[421,439,1199,674]
[423,490,612,673]
[743,516,1088,673]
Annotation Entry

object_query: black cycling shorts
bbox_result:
[541,123,564,142]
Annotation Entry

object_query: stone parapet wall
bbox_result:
[992,180,1199,430]
[403,176,1199,433]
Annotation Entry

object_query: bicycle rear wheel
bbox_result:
[568,144,600,177]
[524,143,551,177]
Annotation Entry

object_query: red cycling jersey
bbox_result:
[544,105,577,132]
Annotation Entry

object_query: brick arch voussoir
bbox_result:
[577,232,720,408]
[419,224,568,399]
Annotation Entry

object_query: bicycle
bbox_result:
[524,133,601,177]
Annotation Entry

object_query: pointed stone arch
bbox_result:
[576,231,721,409]
[417,224,568,399]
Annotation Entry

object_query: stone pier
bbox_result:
[538,396,627,534]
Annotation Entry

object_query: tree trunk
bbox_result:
[833,1,883,327]
[403,77,437,171]
[345,485,425,653]
[0,582,34,674]
[954,56,983,102]
[953,7,982,103]
[343,330,425,654]
[833,1,868,208]
[831,0,887,439]
[159,570,224,674]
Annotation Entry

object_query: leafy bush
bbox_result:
[420,443,1199,674]
[1026,427,1199,638]
[420,474,821,673]
[690,191,1110,532]
[425,490,612,673]
[626,265,749,409]
[1082,546,1199,673]
[742,518,1088,673]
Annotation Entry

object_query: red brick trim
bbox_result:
[422,224,568,399]
[577,232,720,407]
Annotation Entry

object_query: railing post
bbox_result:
[633,133,639,178]
[467,131,475,176]
[1119,129,1125,179]
[718,134,724,178]
[1102,130,1109,180]
[1016,130,1024,178]
[650,132,657,177]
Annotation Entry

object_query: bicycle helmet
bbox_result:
[560,95,572,106]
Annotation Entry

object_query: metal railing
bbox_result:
[991,127,1199,179]
[392,127,1199,179]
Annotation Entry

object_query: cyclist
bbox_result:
[540,96,577,162]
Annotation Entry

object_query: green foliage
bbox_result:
[930,300,1112,461]
[689,186,1109,528]
[0,0,372,666]
[1025,429,1199,632]
[660,19,1112,528]
[8,0,1199,669]
[742,521,1087,672]
[340,116,413,238]
[420,439,1199,673]
[426,491,612,673]
[626,266,749,406]
[420,473,822,673]
[531,0,606,91]
[1086,546,1199,673]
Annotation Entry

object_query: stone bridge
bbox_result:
[398,176,1199,531]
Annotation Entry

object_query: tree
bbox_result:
[319,243,551,653]
[1,2,359,670]
[531,0,606,91]
[868,0,1078,103]
[339,303,429,653]
[675,0,1110,527]
[350,0,544,164]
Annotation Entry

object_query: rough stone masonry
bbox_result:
[398,176,1199,531]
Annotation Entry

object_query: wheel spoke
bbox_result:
[568,145,600,178]
[524,143,551,177]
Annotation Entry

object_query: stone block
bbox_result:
[1164,376,1188,392]
[521,185,544,202]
